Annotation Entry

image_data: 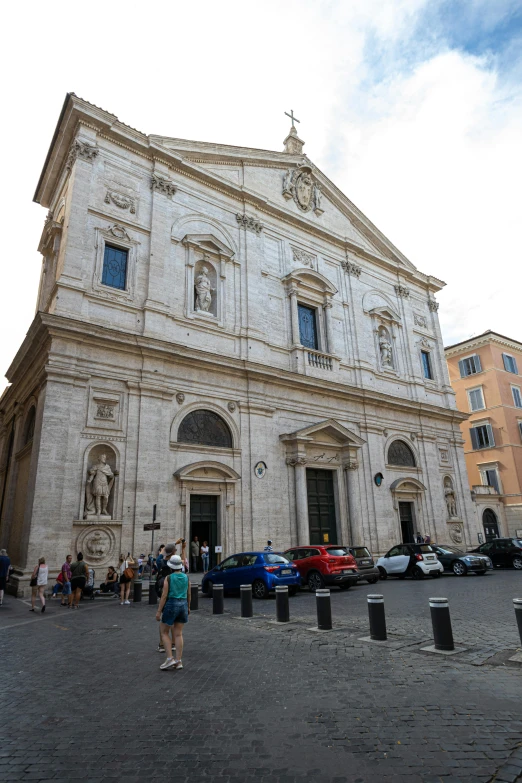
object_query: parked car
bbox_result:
[471,538,522,570]
[346,546,380,584]
[201,551,301,599]
[376,543,443,580]
[283,546,359,591]
[431,544,489,576]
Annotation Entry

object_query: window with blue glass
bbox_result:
[102,245,128,290]
[298,304,318,350]
[421,350,433,380]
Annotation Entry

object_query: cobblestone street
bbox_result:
[2,571,522,783]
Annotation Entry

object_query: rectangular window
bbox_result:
[102,245,128,290]
[470,424,495,450]
[519,422,522,442]
[421,350,433,379]
[468,387,485,412]
[512,386,522,408]
[298,304,318,350]
[458,354,482,377]
[502,353,518,374]
[484,469,500,493]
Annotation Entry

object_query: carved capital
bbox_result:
[428,298,439,312]
[343,460,359,471]
[286,456,307,466]
[67,140,99,170]
[341,260,362,278]
[394,284,410,299]
[151,174,176,197]
[235,213,263,234]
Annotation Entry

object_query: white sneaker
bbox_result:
[174,660,183,670]
[157,645,165,653]
[160,657,176,670]
[124,600,130,605]
[120,601,124,605]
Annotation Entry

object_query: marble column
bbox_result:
[289,457,309,544]
[289,286,301,347]
[344,460,359,545]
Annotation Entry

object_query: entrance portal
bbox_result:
[399,501,415,543]
[482,508,500,542]
[190,495,218,570]
[306,468,337,545]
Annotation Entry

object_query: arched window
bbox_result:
[178,410,232,449]
[24,407,36,445]
[387,440,416,467]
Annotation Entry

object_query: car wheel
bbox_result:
[512,556,522,570]
[252,579,269,599]
[452,561,467,576]
[378,567,387,580]
[307,571,324,591]
[204,580,213,596]
[431,571,441,578]
[411,566,424,580]
[367,576,379,585]
[288,586,298,597]
[339,583,351,590]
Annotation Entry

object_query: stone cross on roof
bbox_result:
[284,109,300,128]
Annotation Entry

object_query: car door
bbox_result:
[232,554,259,587]
[294,549,311,580]
[219,555,241,588]
[381,546,405,574]
[492,540,510,567]
[432,547,450,570]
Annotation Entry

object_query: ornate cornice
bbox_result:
[235,213,263,234]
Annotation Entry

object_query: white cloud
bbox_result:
[0,0,520,394]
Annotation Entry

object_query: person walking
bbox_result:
[70,553,88,609]
[60,554,73,607]
[200,540,209,572]
[30,557,48,613]
[118,553,135,605]
[0,548,10,606]
[190,537,199,572]
[156,555,190,670]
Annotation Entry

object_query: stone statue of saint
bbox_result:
[84,453,117,518]
[379,335,393,367]
[314,184,322,210]
[444,484,458,519]
[195,266,214,313]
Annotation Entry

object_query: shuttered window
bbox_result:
[458,354,482,377]
[484,469,500,493]
[512,387,522,408]
[102,245,128,290]
[468,387,485,411]
[519,422,522,442]
[502,354,518,374]
[470,424,495,450]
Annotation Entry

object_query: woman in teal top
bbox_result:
[156,555,190,671]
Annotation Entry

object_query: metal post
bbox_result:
[133,581,142,603]
[190,583,199,611]
[241,584,253,618]
[367,594,387,641]
[276,585,289,623]
[213,584,224,614]
[148,584,157,605]
[429,597,454,651]
[513,598,522,645]
[316,588,332,630]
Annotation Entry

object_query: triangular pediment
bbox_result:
[281,419,366,446]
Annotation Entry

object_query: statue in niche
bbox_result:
[379,331,393,367]
[444,478,458,519]
[84,453,117,518]
[195,266,214,313]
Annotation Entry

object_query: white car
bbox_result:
[376,543,444,580]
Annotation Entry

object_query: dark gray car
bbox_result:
[347,546,380,584]
[431,544,489,576]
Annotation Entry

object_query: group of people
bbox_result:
[31,553,90,611]
[189,536,210,572]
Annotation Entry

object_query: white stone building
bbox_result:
[0,94,480,592]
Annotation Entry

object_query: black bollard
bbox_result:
[148,583,157,605]
[241,584,253,618]
[133,581,142,603]
[316,588,332,630]
[190,583,199,611]
[213,584,224,614]
[367,594,387,641]
[429,597,454,651]
[276,586,290,623]
[514,598,522,645]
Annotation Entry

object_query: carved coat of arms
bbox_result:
[282,164,324,215]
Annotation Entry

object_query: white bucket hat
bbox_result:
[167,555,183,571]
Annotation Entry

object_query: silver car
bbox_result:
[347,545,380,584]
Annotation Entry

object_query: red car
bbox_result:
[283,545,359,591]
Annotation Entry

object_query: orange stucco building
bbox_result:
[445,331,522,540]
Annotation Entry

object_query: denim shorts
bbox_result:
[161,598,188,626]
[62,581,72,596]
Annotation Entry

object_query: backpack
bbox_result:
[155,565,171,597]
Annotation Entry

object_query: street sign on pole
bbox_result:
[144,522,161,532]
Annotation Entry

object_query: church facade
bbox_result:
[0,94,480,593]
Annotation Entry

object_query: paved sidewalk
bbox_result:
[1,573,522,783]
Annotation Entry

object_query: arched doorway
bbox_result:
[482,508,500,542]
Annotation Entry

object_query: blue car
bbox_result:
[201,551,301,599]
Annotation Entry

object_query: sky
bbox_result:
[1,0,521,393]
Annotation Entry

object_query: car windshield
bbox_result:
[263,554,290,564]
[351,547,371,558]
[325,548,349,557]
[436,546,464,555]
